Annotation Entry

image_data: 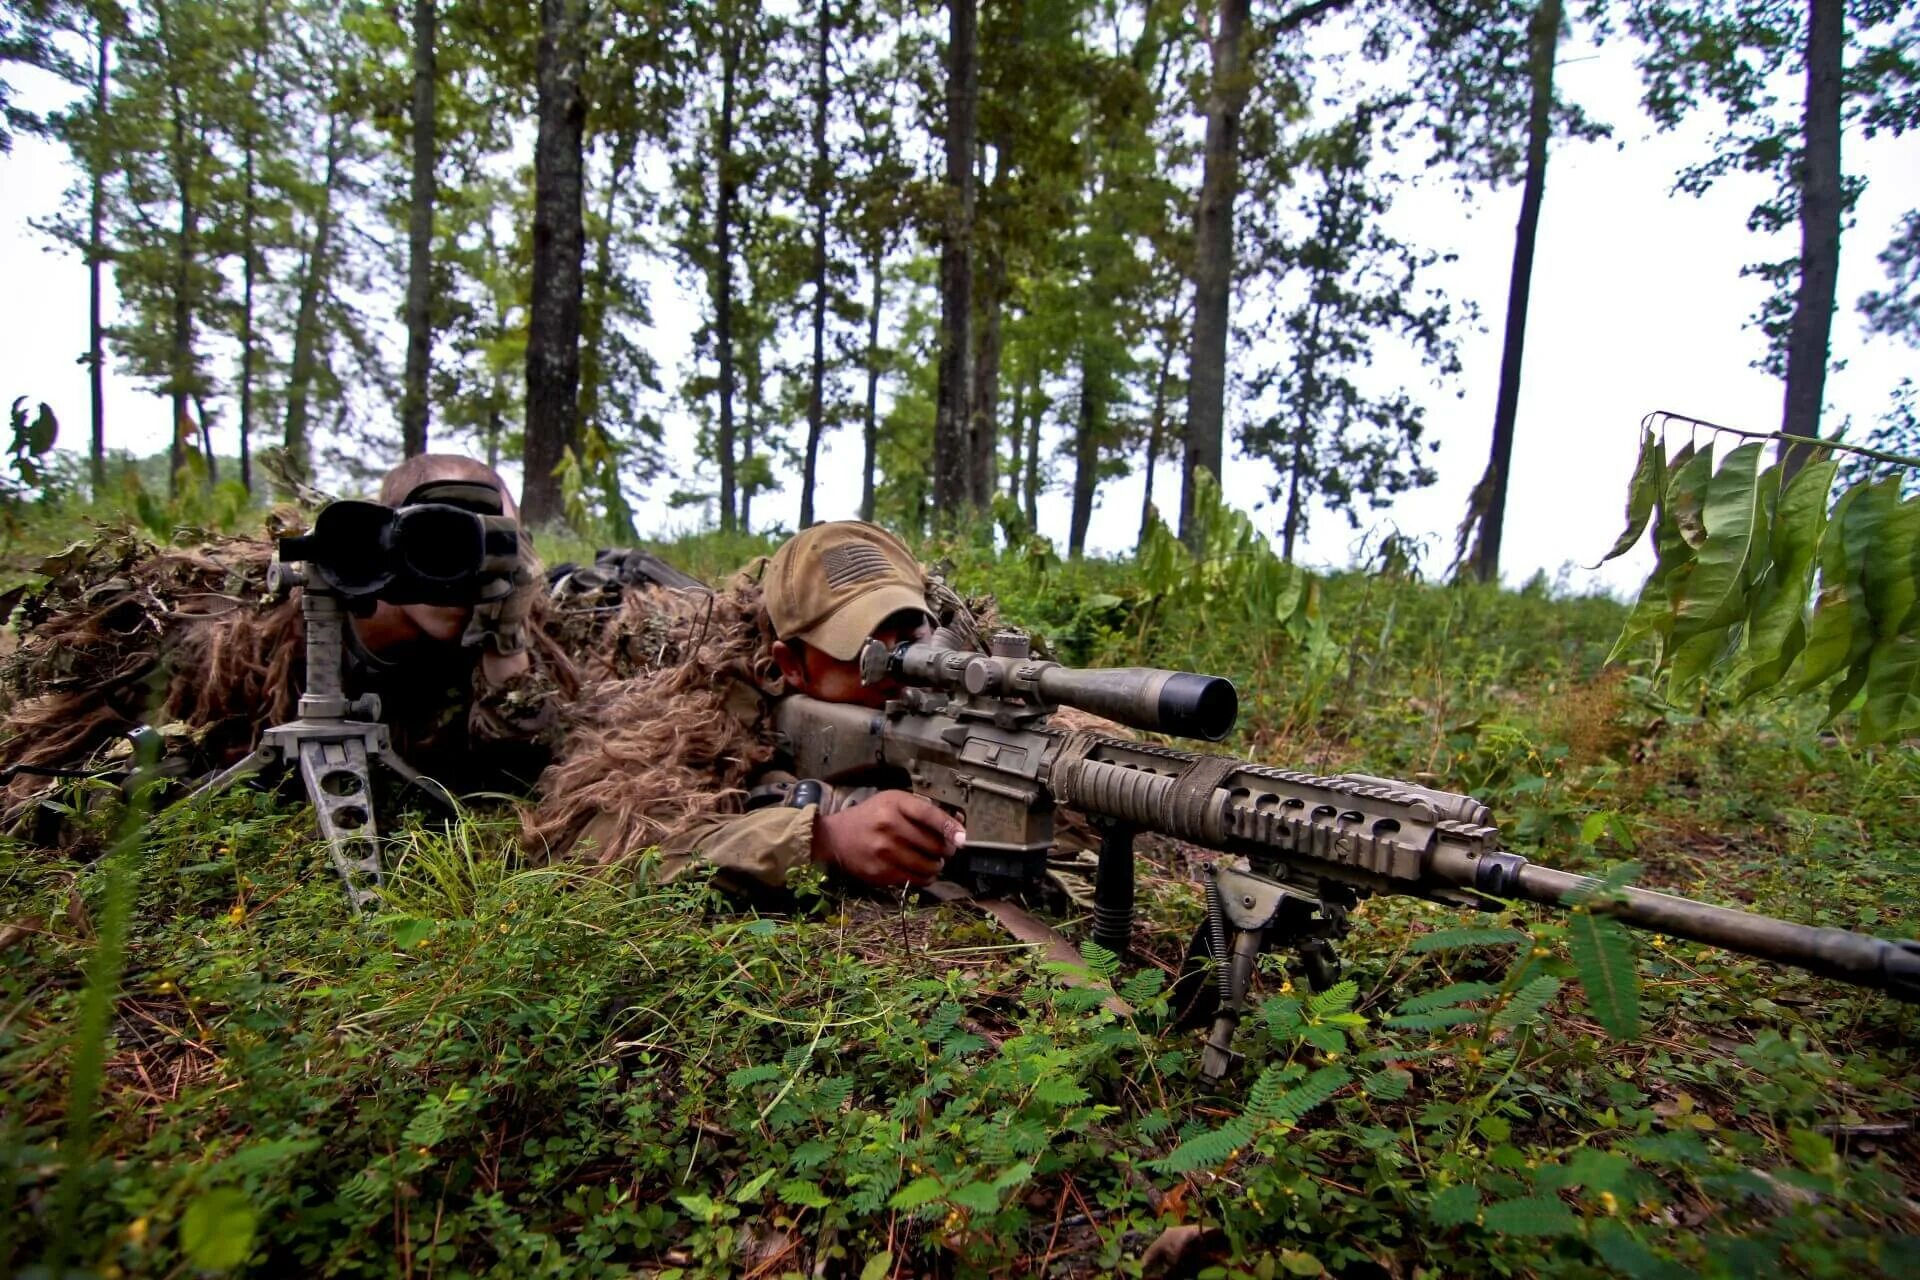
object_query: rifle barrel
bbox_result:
[1432,847,1920,1000]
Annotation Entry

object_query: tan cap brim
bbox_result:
[795,583,931,661]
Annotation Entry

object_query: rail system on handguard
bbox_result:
[772,626,1920,1078]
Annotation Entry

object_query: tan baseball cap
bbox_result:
[764,522,929,660]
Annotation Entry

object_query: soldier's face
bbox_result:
[775,609,932,708]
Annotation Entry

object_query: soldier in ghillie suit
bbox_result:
[527,522,1109,892]
[0,455,575,835]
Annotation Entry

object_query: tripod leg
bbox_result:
[184,745,278,805]
[295,736,384,914]
[372,748,457,812]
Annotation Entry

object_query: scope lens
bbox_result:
[308,501,401,595]
[392,506,484,583]
[1158,673,1239,741]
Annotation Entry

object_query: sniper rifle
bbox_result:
[773,628,1920,1077]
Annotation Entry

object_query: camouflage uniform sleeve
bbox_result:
[652,806,818,889]
[565,805,816,889]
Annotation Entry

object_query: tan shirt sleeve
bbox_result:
[650,804,819,889]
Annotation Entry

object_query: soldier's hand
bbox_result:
[464,529,539,659]
[812,791,966,888]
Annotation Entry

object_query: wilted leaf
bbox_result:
[1596,429,1665,564]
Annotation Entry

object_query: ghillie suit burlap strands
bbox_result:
[0,531,300,817]
[523,568,1003,868]
[0,525,584,829]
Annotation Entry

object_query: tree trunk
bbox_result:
[1139,340,1174,549]
[236,1,264,493]
[166,61,194,495]
[1023,371,1041,529]
[284,109,342,484]
[800,0,832,528]
[1006,374,1026,502]
[932,0,978,524]
[400,0,436,459]
[521,0,589,528]
[1069,356,1101,557]
[193,394,218,483]
[969,131,1010,511]
[1778,0,1844,481]
[87,21,108,493]
[1180,0,1251,549]
[741,351,759,533]
[1467,0,1560,585]
[713,17,741,532]
[860,239,883,523]
[580,133,631,448]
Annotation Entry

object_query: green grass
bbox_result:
[2,512,1917,1278]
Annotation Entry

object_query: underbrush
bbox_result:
[2,508,1918,1277]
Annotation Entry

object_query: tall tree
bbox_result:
[1238,101,1458,560]
[798,0,833,527]
[931,0,978,524]
[1180,0,1251,549]
[711,8,742,530]
[399,0,436,458]
[1630,0,1919,478]
[1463,0,1564,582]
[1777,0,1843,479]
[521,0,589,527]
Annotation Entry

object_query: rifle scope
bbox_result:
[277,499,522,606]
[865,638,1239,741]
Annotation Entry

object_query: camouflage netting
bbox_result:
[0,523,589,828]
[0,529,300,818]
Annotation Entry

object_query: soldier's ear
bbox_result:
[771,639,808,691]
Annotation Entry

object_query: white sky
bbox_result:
[1,30,1915,595]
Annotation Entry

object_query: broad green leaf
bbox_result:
[947,1181,1001,1213]
[1665,441,1715,549]
[1595,429,1665,563]
[1860,631,1920,744]
[1481,1194,1579,1237]
[1741,460,1836,695]
[1666,443,1769,692]
[887,1175,944,1210]
[1427,1183,1481,1227]
[181,1187,257,1272]
[1861,483,1920,637]
[1609,442,1709,663]
[1562,1148,1632,1192]
[859,1252,895,1280]
[390,918,434,950]
[1790,485,1872,691]
[1280,1248,1326,1276]
[732,1166,778,1203]
[1568,912,1640,1039]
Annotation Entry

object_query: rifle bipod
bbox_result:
[186,578,449,913]
[1174,863,1355,1080]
